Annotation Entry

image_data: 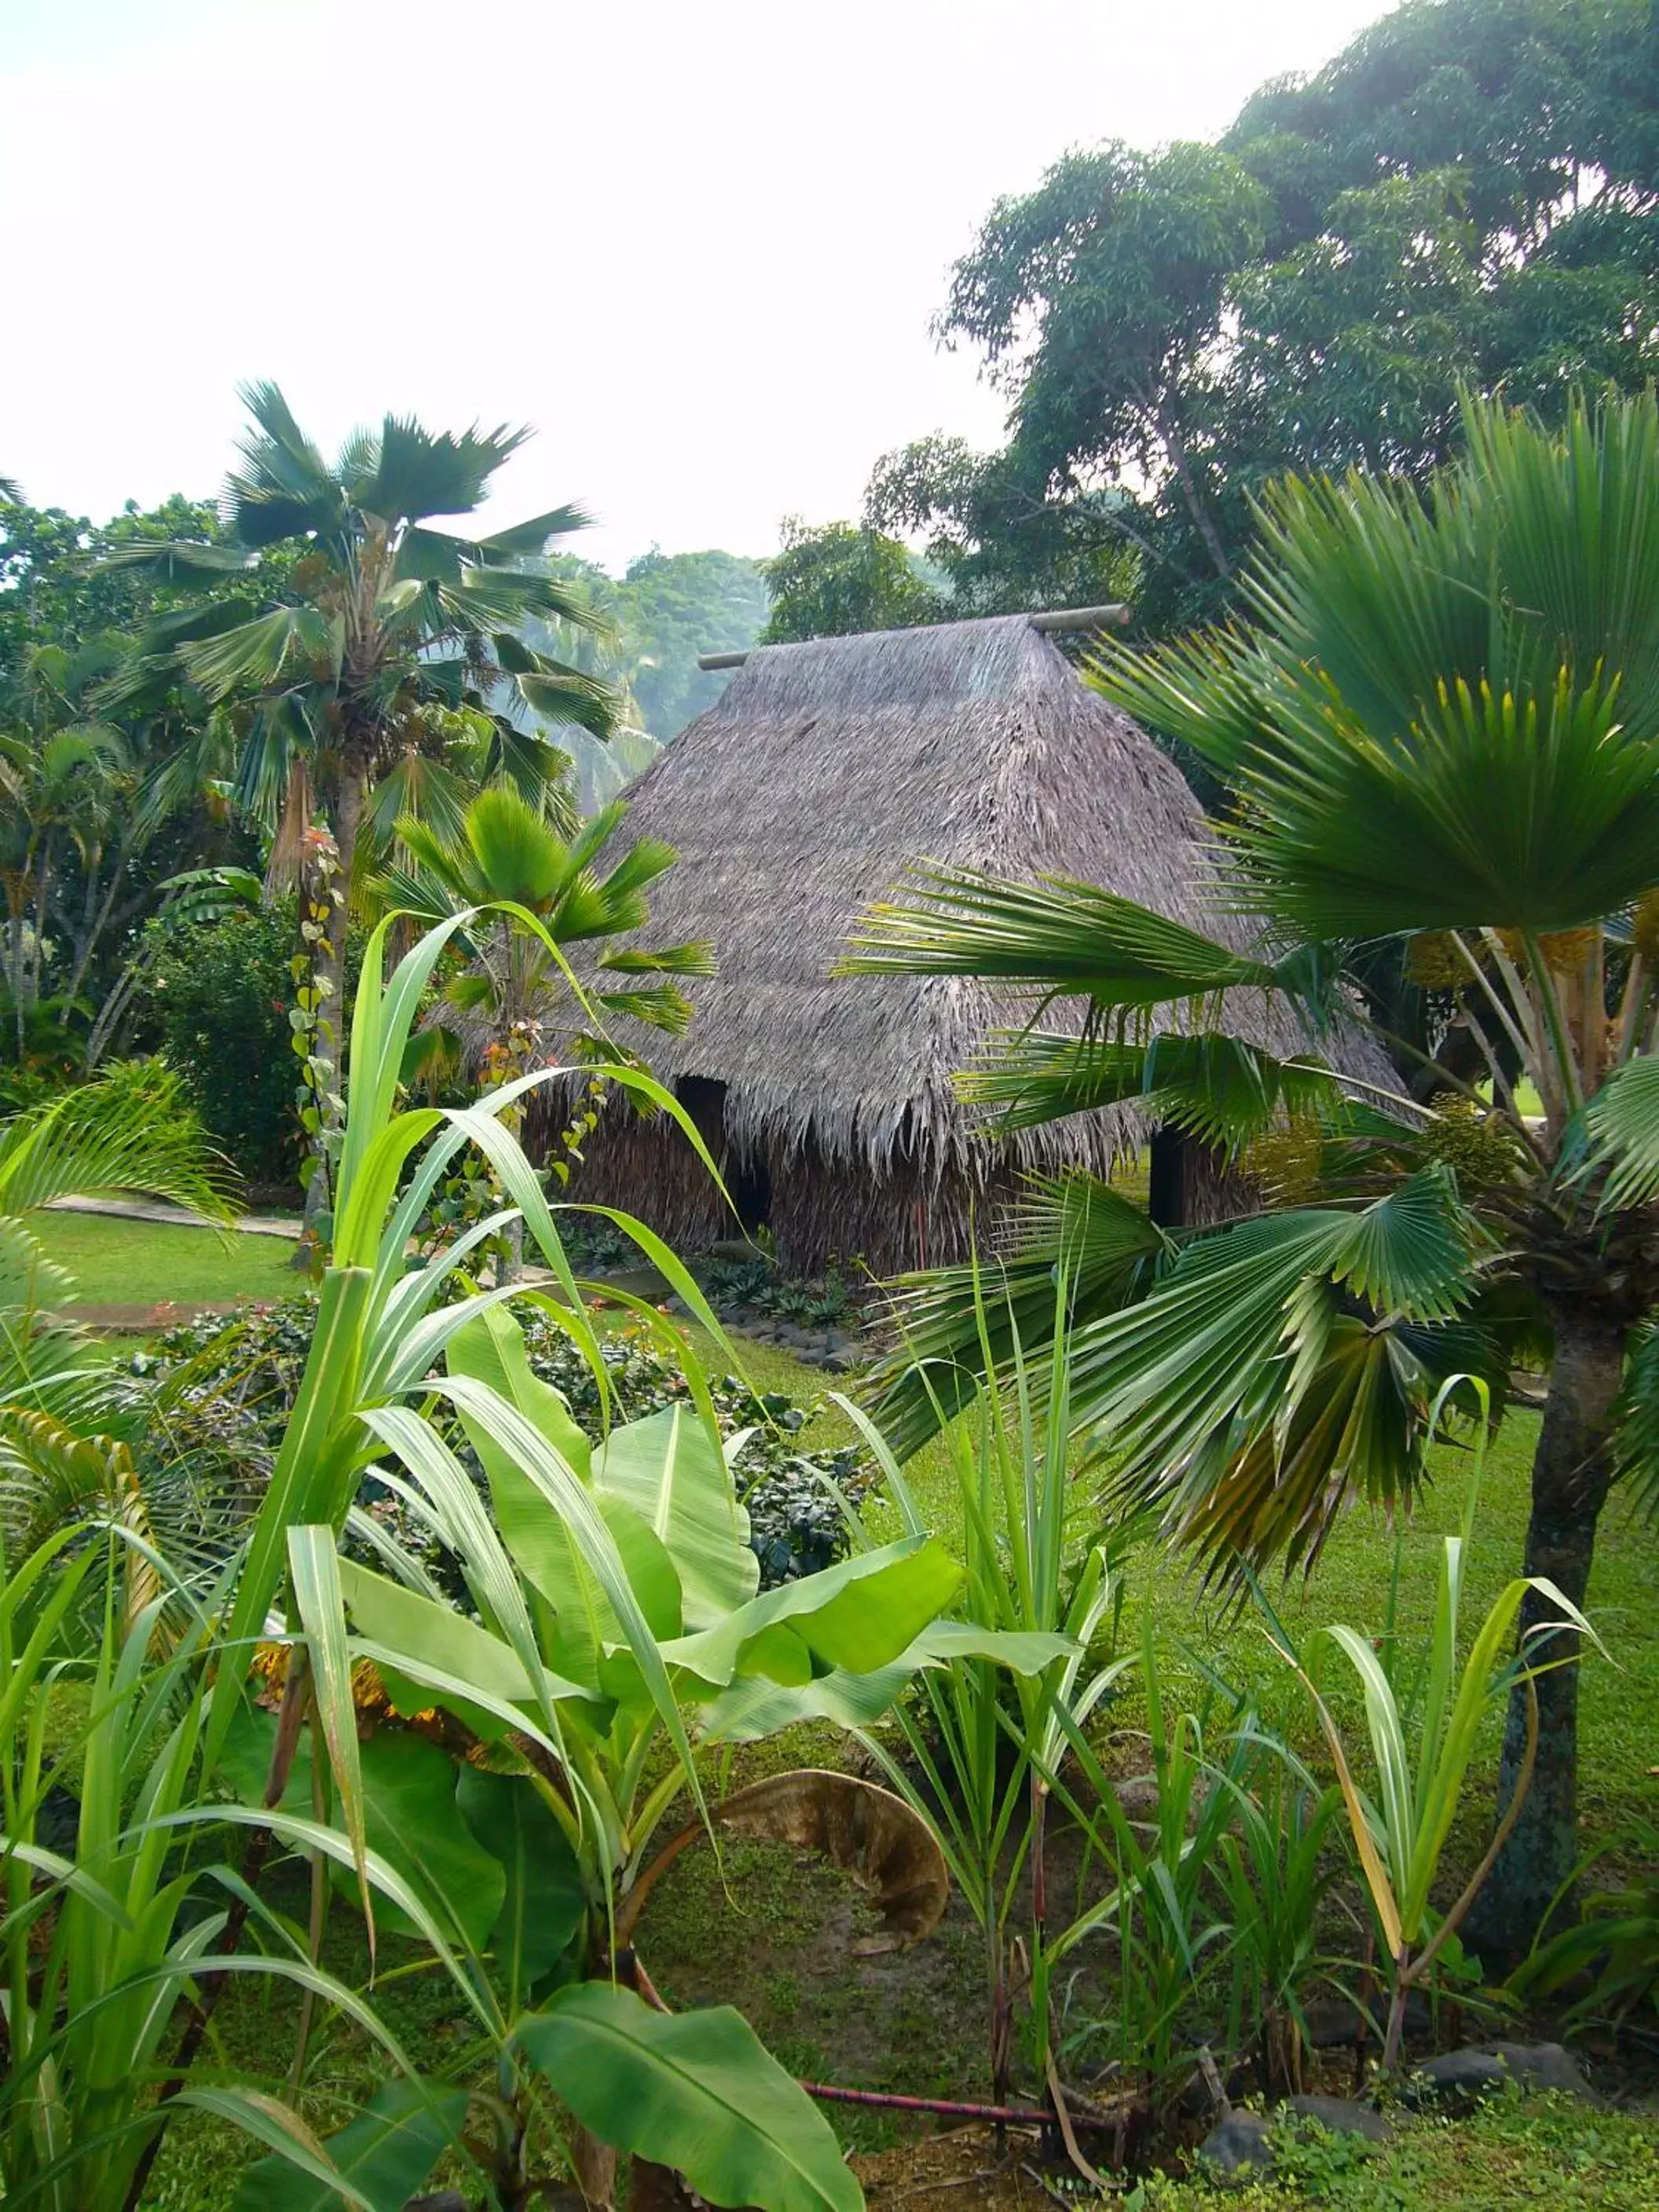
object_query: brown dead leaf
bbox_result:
[714,1769,949,1953]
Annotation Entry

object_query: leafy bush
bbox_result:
[132,898,364,1195]
[701,1253,869,1330]
[142,1296,871,1587]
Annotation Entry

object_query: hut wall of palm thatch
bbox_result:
[533,613,1392,1278]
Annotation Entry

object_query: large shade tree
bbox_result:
[870,0,1659,634]
[846,390,1659,1951]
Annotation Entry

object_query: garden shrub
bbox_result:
[141,1298,870,1588]
[132,899,364,1197]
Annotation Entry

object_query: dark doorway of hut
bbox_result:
[1148,1127,1249,1229]
[679,1076,772,1235]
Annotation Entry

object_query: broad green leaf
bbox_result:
[699,1624,1075,1745]
[484,1441,682,1688]
[440,1324,683,1683]
[216,1717,504,1950]
[663,1539,961,1687]
[218,1704,315,1815]
[341,1733,504,1950]
[518,1983,862,2212]
[335,1553,587,1737]
[914,1622,1078,1672]
[230,2078,468,2212]
[595,1404,758,1629]
[435,1373,707,1829]
[445,1302,591,1479]
[456,1767,584,2001]
[699,1662,918,1743]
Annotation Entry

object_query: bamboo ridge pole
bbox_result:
[696,603,1130,672]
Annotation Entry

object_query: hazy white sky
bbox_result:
[5,0,1393,570]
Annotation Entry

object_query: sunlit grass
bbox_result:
[31,1211,302,1307]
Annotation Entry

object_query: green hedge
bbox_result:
[134,900,362,1197]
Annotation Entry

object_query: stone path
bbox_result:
[45,1196,302,1238]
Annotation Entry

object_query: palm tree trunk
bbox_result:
[1468,1306,1624,1962]
[330,750,369,985]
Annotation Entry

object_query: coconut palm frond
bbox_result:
[0,1063,237,1220]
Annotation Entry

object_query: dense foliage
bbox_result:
[758,518,942,643]
[621,548,771,737]
[0,495,275,1075]
[131,899,365,1193]
[139,1296,866,1588]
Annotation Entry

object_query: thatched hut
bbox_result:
[544,613,1391,1276]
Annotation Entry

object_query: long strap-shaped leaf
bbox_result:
[204,1265,372,1779]
[287,1528,373,1954]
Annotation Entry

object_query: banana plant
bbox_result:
[139,903,1053,2212]
[236,1295,1068,2207]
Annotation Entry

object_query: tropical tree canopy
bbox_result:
[845,386,1659,1948]
[759,518,942,644]
[862,0,1659,633]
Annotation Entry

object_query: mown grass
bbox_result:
[33,1211,300,1307]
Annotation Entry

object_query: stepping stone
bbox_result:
[1412,2042,1595,2106]
[1199,2097,1388,2178]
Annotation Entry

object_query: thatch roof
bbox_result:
[573,612,1393,1182]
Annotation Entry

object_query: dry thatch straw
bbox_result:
[526,614,1395,1276]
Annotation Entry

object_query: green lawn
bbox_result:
[690,1324,1659,1859]
[34,1210,302,1307]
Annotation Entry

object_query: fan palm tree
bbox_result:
[379,782,712,1057]
[104,382,620,983]
[104,383,621,1230]
[844,388,1659,1952]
